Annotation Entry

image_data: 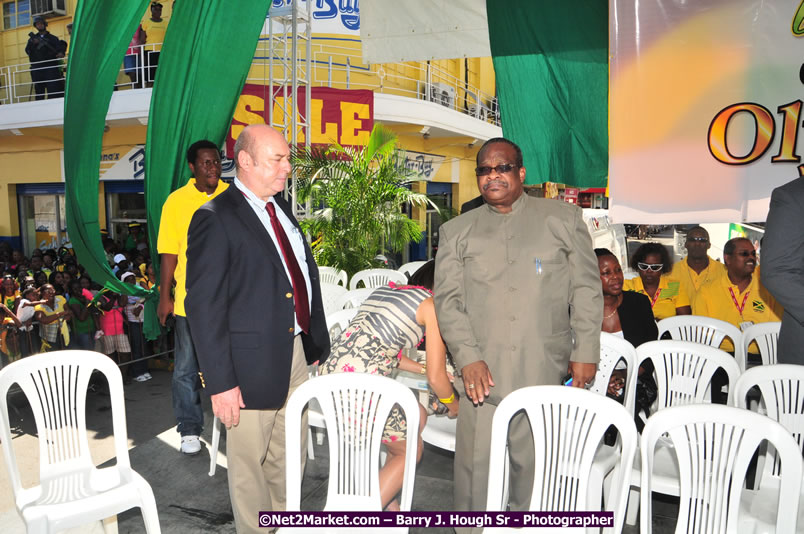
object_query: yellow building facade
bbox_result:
[0,0,500,261]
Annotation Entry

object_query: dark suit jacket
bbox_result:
[185,186,330,409]
[460,195,485,214]
[761,177,804,364]
[618,291,658,348]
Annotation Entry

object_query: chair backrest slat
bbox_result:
[636,340,741,409]
[486,386,637,534]
[641,404,801,533]
[349,268,407,290]
[284,373,420,512]
[741,322,781,367]
[0,350,131,506]
[318,266,348,287]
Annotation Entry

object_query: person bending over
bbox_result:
[320,260,457,510]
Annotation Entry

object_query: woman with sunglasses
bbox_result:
[624,243,691,320]
[596,249,659,431]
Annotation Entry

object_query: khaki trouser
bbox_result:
[226,336,309,533]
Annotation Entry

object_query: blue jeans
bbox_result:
[173,315,203,436]
[70,332,93,351]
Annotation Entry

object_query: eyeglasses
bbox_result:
[475,163,517,176]
[731,250,757,257]
[687,237,709,243]
[637,262,664,272]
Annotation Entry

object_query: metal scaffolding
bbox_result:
[266,0,312,218]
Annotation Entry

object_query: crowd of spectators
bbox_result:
[0,231,159,383]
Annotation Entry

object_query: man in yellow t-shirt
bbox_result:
[693,237,782,352]
[670,226,725,303]
[141,1,169,85]
[157,139,228,455]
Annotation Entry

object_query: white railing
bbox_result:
[0,43,160,105]
[0,41,499,126]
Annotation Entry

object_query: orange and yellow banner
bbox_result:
[609,0,804,223]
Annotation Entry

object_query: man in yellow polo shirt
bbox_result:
[141,1,169,86]
[693,237,782,336]
[670,226,725,303]
[157,139,228,455]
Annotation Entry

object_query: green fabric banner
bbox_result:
[64,1,271,341]
[144,1,272,261]
[63,1,155,329]
[486,0,608,188]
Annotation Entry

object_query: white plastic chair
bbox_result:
[349,268,407,290]
[740,321,781,368]
[318,266,348,287]
[326,308,359,340]
[0,350,161,533]
[591,334,638,514]
[421,415,456,452]
[640,404,802,534]
[397,261,427,279]
[484,386,637,534]
[636,340,741,410]
[591,333,638,416]
[333,288,375,310]
[320,283,348,316]
[734,364,804,448]
[625,340,742,525]
[657,315,745,370]
[283,373,420,517]
[210,361,329,475]
[734,364,804,531]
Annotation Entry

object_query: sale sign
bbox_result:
[226,85,374,155]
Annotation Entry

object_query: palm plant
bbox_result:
[292,124,435,277]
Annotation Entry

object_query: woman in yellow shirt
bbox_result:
[624,243,691,321]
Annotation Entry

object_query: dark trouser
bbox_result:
[31,67,64,100]
[18,329,39,357]
[146,51,160,83]
[172,315,203,436]
[70,332,93,351]
[129,321,148,376]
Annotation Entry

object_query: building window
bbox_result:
[3,0,31,30]
[18,192,67,255]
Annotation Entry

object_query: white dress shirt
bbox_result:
[234,178,313,334]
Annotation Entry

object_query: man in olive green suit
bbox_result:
[434,138,602,523]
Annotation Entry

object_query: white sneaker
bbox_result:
[180,435,202,455]
[133,374,149,382]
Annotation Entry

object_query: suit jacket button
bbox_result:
[288,327,294,333]
[286,292,293,298]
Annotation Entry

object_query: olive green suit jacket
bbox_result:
[434,193,602,404]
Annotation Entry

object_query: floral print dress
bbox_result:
[320,284,431,443]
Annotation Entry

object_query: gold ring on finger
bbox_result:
[468,383,475,389]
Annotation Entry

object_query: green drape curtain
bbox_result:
[144,1,272,259]
[63,1,153,325]
[486,0,608,188]
[64,0,271,340]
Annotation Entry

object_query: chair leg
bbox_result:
[626,487,640,525]
[602,468,613,508]
[209,416,220,476]
[138,483,162,534]
[101,515,119,534]
[307,427,315,460]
